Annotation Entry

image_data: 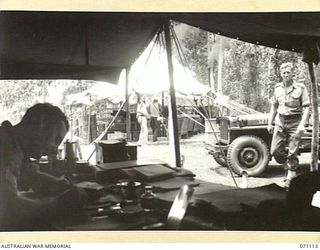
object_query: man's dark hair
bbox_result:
[21,103,69,131]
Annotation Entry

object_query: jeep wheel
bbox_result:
[227,135,270,176]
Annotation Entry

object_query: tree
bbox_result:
[0,80,47,123]
[179,22,312,113]
[178,26,209,85]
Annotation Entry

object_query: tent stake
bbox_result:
[164,20,181,168]
[308,62,319,172]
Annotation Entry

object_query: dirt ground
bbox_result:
[136,133,313,189]
[81,132,312,189]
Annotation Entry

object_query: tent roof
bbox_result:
[0,12,165,83]
[175,12,320,52]
[1,11,319,82]
[65,81,122,105]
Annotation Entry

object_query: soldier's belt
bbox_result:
[279,114,301,120]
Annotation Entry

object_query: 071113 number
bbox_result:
[300,244,319,248]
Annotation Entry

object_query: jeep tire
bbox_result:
[227,135,270,176]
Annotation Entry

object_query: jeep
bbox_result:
[210,113,313,176]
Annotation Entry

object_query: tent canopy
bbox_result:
[65,81,122,106]
[130,41,210,95]
[1,11,320,83]
[0,12,165,83]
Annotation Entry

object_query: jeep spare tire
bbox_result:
[227,135,270,176]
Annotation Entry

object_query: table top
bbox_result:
[46,160,287,231]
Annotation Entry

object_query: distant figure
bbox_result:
[136,95,149,145]
[114,101,126,122]
[194,98,207,130]
[197,98,208,119]
[149,99,162,142]
[0,103,87,230]
[162,105,169,119]
[267,62,310,189]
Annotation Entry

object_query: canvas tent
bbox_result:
[65,81,123,106]
[1,12,319,82]
[130,41,210,96]
[1,11,319,169]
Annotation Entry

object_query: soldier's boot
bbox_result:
[283,170,296,190]
[283,157,299,182]
[283,162,289,182]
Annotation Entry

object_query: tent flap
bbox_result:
[302,41,320,65]
[173,12,320,53]
[1,60,123,83]
[1,11,320,81]
[0,12,166,83]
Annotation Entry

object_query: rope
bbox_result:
[134,27,163,83]
[176,107,205,127]
[178,94,239,187]
[161,27,239,187]
[170,26,193,73]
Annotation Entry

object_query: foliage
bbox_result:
[179,24,317,113]
[0,79,97,124]
[178,27,209,85]
[60,80,95,108]
[222,41,311,113]
[62,80,95,96]
[0,80,49,123]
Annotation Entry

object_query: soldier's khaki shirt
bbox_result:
[270,81,310,115]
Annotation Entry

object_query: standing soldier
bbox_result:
[136,95,149,145]
[149,99,162,142]
[267,62,310,189]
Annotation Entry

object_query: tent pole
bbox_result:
[164,20,181,168]
[217,37,224,94]
[125,68,132,141]
[208,67,212,118]
[307,62,319,172]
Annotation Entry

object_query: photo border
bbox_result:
[0,0,320,243]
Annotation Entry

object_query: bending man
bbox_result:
[0,103,87,230]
